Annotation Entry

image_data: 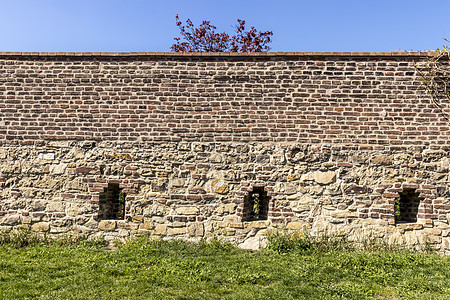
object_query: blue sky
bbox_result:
[0,0,449,52]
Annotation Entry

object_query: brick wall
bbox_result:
[0,52,448,147]
[0,53,449,252]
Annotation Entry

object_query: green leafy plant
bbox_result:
[252,192,260,217]
[0,227,42,248]
[395,197,402,222]
[265,230,313,253]
[116,191,125,219]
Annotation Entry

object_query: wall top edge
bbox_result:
[0,51,441,58]
[0,140,448,151]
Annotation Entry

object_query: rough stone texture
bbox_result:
[239,236,267,250]
[313,171,336,185]
[98,220,116,231]
[0,141,448,251]
[0,53,449,253]
[31,222,50,232]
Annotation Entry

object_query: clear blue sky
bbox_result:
[0,0,449,52]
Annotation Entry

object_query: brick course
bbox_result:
[0,53,448,146]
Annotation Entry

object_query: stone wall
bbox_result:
[0,52,449,252]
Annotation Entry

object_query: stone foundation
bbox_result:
[1,141,448,252]
[0,52,449,252]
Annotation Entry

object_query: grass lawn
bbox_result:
[0,236,449,299]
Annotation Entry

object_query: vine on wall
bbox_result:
[415,40,450,121]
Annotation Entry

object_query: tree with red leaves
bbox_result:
[171,15,273,52]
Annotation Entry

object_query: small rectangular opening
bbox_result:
[98,183,125,220]
[243,187,269,221]
[395,188,420,224]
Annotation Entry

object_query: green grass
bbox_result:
[0,232,449,299]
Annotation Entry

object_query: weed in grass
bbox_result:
[265,230,353,254]
[0,228,106,249]
[266,229,441,255]
[0,227,42,248]
[197,236,239,255]
[264,230,311,253]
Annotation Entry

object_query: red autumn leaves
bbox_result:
[171,15,273,53]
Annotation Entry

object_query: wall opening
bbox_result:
[395,188,420,223]
[243,187,269,221]
[98,183,125,220]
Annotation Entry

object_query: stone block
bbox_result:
[313,171,336,185]
[171,221,186,228]
[153,224,167,235]
[300,172,314,181]
[2,214,21,225]
[224,216,240,223]
[418,219,434,226]
[229,222,244,229]
[171,178,185,187]
[47,202,65,212]
[395,223,423,230]
[50,226,68,234]
[176,206,199,215]
[0,148,8,159]
[286,221,306,230]
[117,222,138,230]
[131,216,144,223]
[209,153,223,163]
[50,163,67,175]
[39,153,55,160]
[187,222,204,236]
[139,221,155,230]
[372,155,392,165]
[330,211,358,218]
[293,204,311,213]
[287,174,300,181]
[425,235,442,244]
[423,228,442,236]
[168,227,186,236]
[443,237,450,250]
[238,237,267,250]
[71,225,93,234]
[215,221,228,228]
[149,204,170,216]
[216,203,237,214]
[22,217,32,224]
[224,228,236,236]
[31,222,50,232]
[245,221,269,229]
[353,219,376,225]
[98,220,116,231]
[284,183,297,195]
[210,179,229,195]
